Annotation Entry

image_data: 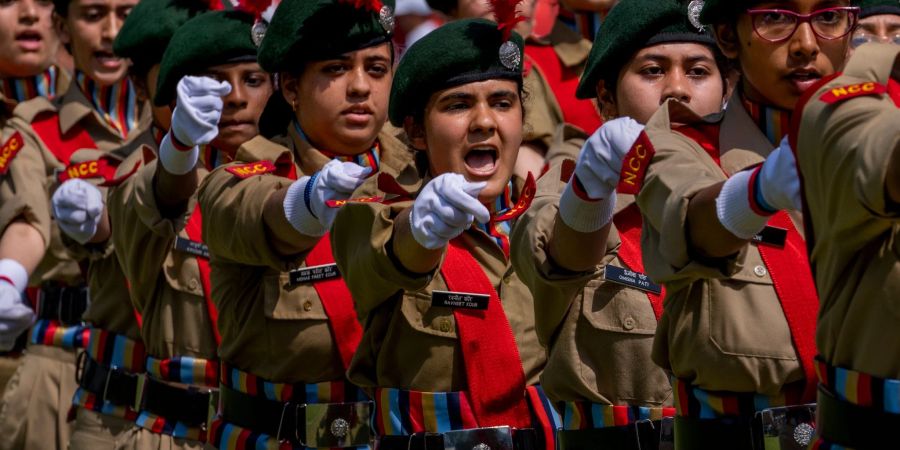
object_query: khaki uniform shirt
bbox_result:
[795,44,900,379]
[510,162,671,406]
[107,144,218,359]
[198,126,411,383]
[331,154,546,393]
[8,85,150,338]
[636,100,804,396]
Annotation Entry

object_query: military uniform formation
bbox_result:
[0,0,896,449]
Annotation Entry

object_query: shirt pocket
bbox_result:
[400,290,459,339]
[262,271,330,321]
[581,275,657,336]
[162,247,205,298]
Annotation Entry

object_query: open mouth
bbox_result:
[464,146,499,176]
[94,50,122,69]
[15,30,43,50]
[786,69,822,92]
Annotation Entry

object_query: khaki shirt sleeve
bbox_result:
[637,105,744,285]
[198,165,299,271]
[523,70,560,152]
[545,123,586,169]
[0,123,51,246]
[331,176,435,318]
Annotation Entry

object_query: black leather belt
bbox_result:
[36,284,89,325]
[74,351,139,407]
[134,375,213,426]
[557,420,666,450]
[817,385,900,448]
[220,384,372,448]
[674,415,754,450]
[376,427,536,450]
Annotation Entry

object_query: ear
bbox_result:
[54,13,70,46]
[595,79,618,121]
[713,24,741,60]
[403,116,427,151]
[279,71,299,109]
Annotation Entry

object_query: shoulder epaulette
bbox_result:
[819,81,887,104]
[0,132,24,175]
[225,160,277,179]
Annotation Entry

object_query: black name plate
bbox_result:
[431,290,489,310]
[604,265,662,295]
[289,263,341,285]
[173,236,209,259]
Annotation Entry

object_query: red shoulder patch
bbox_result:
[616,132,655,195]
[0,132,24,176]
[225,161,276,179]
[819,81,887,104]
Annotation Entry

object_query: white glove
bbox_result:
[0,259,34,351]
[572,117,645,200]
[283,159,371,236]
[410,173,490,250]
[716,137,801,239]
[52,179,104,244]
[163,76,232,175]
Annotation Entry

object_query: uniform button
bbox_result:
[623,317,636,331]
[439,319,452,333]
[303,301,313,312]
[189,278,199,290]
[753,265,768,277]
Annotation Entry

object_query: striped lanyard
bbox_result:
[74,70,140,139]
[0,66,59,103]
[740,93,792,146]
[473,182,514,258]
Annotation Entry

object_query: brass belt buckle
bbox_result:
[753,403,817,450]
[298,400,374,448]
[441,426,515,450]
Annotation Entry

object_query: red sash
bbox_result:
[305,235,363,370]
[439,238,531,429]
[30,112,96,165]
[612,204,665,321]
[524,44,602,135]
[757,212,819,401]
[183,205,222,346]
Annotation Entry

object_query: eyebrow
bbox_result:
[438,92,474,102]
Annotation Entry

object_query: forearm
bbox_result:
[154,164,199,218]
[548,213,611,272]
[687,182,749,259]
[262,187,321,257]
[0,220,46,274]
[391,208,443,275]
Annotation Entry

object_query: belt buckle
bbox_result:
[752,403,817,450]
[441,426,515,450]
[297,401,374,448]
[101,364,119,404]
[132,373,148,412]
[658,416,675,450]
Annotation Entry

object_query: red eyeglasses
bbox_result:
[746,6,860,43]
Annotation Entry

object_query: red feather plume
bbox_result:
[236,0,272,18]
[337,0,384,13]
[490,0,526,41]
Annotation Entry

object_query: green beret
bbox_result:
[258,0,396,73]
[154,10,258,106]
[114,0,208,72]
[389,18,524,127]
[858,0,900,18]
[425,0,454,15]
[576,0,715,99]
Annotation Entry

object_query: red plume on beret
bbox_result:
[490,0,525,41]
[235,0,273,18]
[337,0,384,12]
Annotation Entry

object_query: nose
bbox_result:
[346,66,371,100]
[660,69,692,105]
[469,101,497,136]
[100,12,122,42]
[223,80,247,110]
[788,21,820,63]
[18,0,39,24]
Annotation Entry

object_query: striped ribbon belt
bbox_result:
[558,401,675,430]
[672,378,806,419]
[72,328,146,420]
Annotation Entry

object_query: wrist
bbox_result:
[0,259,28,293]
[558,176,616,233]
[160,132,199,176]
[283,177,327,237]
[750,166,778,215]
[716,170,770,240]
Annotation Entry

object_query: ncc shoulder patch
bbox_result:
[225,160,276,179]
[0,132,24,176]
[616,131,655,195]
[819,81,887,104]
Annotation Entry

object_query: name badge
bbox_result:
[431,290,489,310]
[173,236,209,259]
[752,226,788,248]
[289,263,341,285]
[604,265,662,295]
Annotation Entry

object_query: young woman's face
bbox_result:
[283,43,392,156]
[59,0,136,85]
[414,78,523,204]
[851,13,900,50]
[716,0,853,110]
[0,0,59,78]
[202,61,273,153]
[604,42,727,124]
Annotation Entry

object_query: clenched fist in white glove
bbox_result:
[410,173,490,250]
[52,178,104,244]
[717,137,801,239]
[284,159,371,237]
[0,259,34,351]
[559,117,644,232]
[162,76,232,175]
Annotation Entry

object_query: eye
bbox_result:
[322,63,348,75]
[759,11,792,25]
[244,73,267,87]
[814,10,840,25]
[118,6,132,19]
[81,7,104,21]
[366,63,389,77]
[687,66,712,78]
[640,65,665,77]
[0,0,17,7]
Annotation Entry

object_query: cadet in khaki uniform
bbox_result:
[627,0,858,448]
[0,0,146,447]
[851,0,900,49]
[789,43,900,449]
[110,7,274,447]
[510,1,731,448]
[0,0,70,388]
[196,1,402,448]
[331,11,560,450]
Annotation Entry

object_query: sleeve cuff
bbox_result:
[716,170,770,240]
[558,178,616,233]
